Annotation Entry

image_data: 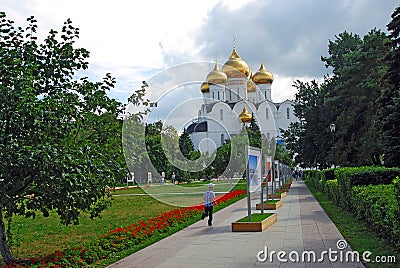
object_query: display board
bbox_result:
[248,146,262,193]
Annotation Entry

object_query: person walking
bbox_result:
[201,184,215,226]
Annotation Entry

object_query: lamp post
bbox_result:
[330,123,336,168]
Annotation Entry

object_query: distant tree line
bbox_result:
[141,112,293,183]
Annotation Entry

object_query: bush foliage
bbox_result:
[351,184,399,247]
[303,167,400,249]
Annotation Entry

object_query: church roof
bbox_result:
[186,121,208,134]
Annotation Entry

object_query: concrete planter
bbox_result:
[256,199,283,210]
[231,213,277,232]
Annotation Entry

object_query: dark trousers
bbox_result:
[202,206,213,225]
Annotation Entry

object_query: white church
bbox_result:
[186,46,299,153]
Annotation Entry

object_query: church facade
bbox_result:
[187,47,299,153]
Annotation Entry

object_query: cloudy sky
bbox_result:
[2,0,398,128]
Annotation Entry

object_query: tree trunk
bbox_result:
[0,209,16,265]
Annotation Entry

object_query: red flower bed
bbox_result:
[5,190,245,267]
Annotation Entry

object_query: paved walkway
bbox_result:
[108,180,365,268]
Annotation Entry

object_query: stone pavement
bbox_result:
[108,180,365,268]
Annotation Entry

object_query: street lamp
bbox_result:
[330,123,336,168]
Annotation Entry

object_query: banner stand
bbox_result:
[246,146,262,221]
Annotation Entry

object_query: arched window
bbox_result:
[220,133,225,145]
[219,109,223,120]
[217,91,220,100]
[286,107,290,119]
[265,108,269,119]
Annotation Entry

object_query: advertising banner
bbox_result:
[248,146,262,193]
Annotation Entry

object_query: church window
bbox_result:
[217,91,220,100]
[286,107,290,119]
[265,91,267,99]
[229,90,232,101]
[267,132,270,139]
[220,133,225,145]
[265,108,269,119]
[212,92,215,99]
[219,109,223,120]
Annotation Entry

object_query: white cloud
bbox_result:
[2,0,398,107]
[271,75,324,103]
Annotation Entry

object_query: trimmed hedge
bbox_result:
[351,184,399,248]
[335,167,400,209]
[325,179,340,205]
[303,170,319,183]
[304,167,400,250]
[303,170,324,192]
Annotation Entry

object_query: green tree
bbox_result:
[379,5,400,167]
[143,124,188,183]
[323,29,390,166]
[282,80,329,168]
[284,28,392,169]
[211,141,231,177]
[145,126,165,175]
[281,122,303,165]
[145,120,163,136]
[178,129,196,160]
[321,31,363,73]
[274,143,293,167]
[0,14,148,264]
[246,113,262,148]
[122,82,156,184]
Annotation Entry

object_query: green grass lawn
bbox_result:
[236,213,273,222]
[3,181,248,262]
[7,190,175,258]
[262,199,281,204]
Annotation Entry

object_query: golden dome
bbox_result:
[239,105,252,123]
[200,82,210,93]
[206,61,227,85]
[247,79,256,92]
[222,48,250,78]
[252,61,274,84]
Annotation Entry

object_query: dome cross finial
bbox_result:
[233,33,236,49]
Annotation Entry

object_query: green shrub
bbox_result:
[318,169,330,193]
[350,184,399,248]
[303,170,321,190]
[348,167,400,186]
[325,179,339,205]
[304,168,400,250]
[303,170,318,182]
[304,169,335,193]
[336,167,400,210]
